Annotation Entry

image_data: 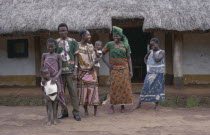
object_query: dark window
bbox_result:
[7,39,28,58]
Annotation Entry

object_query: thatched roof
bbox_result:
[0,0,210,34]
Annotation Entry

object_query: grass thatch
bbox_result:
[0,0,210,34]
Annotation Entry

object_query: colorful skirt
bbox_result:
[56,76,66,105]
[140,73,165,102]
[77,68,99,105]
[110,65,132,105]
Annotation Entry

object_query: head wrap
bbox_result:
[150,38,159,44]
[112,26,130,49]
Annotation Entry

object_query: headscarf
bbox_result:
[112,26,130,50]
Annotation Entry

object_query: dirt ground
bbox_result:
[1,94,210,135]
[1,84,210,97]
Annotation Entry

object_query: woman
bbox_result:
[41,38,66,118]
[102,26,133,113]
[77,30,99,116]
[136,38,165,109]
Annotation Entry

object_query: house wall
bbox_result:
[183,33,210,84]
[0,36,36,86]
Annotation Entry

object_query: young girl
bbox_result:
[136,38,165,109]
[77,30,99,116]
[41,38,66,117]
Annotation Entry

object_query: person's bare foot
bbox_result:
[46,121,51,126]
[53,120,57,125]
[94,106,97,116]
[120,105,125,113]
[135,102,141,109]
[84,111,89,117]
[109,105,115,114]
[154,102,159,109]
[53,119,59,125]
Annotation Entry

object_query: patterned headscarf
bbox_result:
[112,26,130,50]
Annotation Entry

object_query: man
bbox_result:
[55,23,81,121]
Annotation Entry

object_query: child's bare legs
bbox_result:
[53,100,58,125]
[84,104,88,116]
[94,105,97,116]
[47,101,53,125]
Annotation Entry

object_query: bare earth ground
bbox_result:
[1,94,210,135]
[1,84,210,97]
[1,85,210,135]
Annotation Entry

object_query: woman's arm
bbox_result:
[127,53,133,78]
[153,50,165,62]
[101,52,113,70]
[144,51,151,65]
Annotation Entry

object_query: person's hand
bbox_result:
[45,94,51,102]
[94,58,99,63]
[41,80,47,86]
[108,64,113,70]
[73,68,78,80]
[51,77,57,84]
[129,71,133,79]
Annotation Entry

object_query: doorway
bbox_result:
[123,27,152,83]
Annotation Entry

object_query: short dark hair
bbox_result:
[58,23,68,31]
[95,40,103,45]
[150,38,159,44]
[40,67,49,73]
[79,30,88,37]
[46,38,55,46]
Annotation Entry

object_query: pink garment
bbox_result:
[77,43,99,105]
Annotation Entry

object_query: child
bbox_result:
[41,67,58,125]
[94,40,103,67]
[94,41,103,83]
[41,38,66,122]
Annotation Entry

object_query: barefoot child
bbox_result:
[41,38,66,123]
[40,67,58,125]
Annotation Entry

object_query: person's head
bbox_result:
[112,26,123,43]
[95,40,103,50]
[40,67,50,80]
[58,23,68,39]
[150,38,159,51]
[79,30,91,43]
[46,38,56,53]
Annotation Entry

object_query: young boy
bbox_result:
[41,67,58,125]
[94,40,103,67]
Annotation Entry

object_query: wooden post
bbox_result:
[165,32,173,85]
[34,36,41,86]
[173,33,184,89]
